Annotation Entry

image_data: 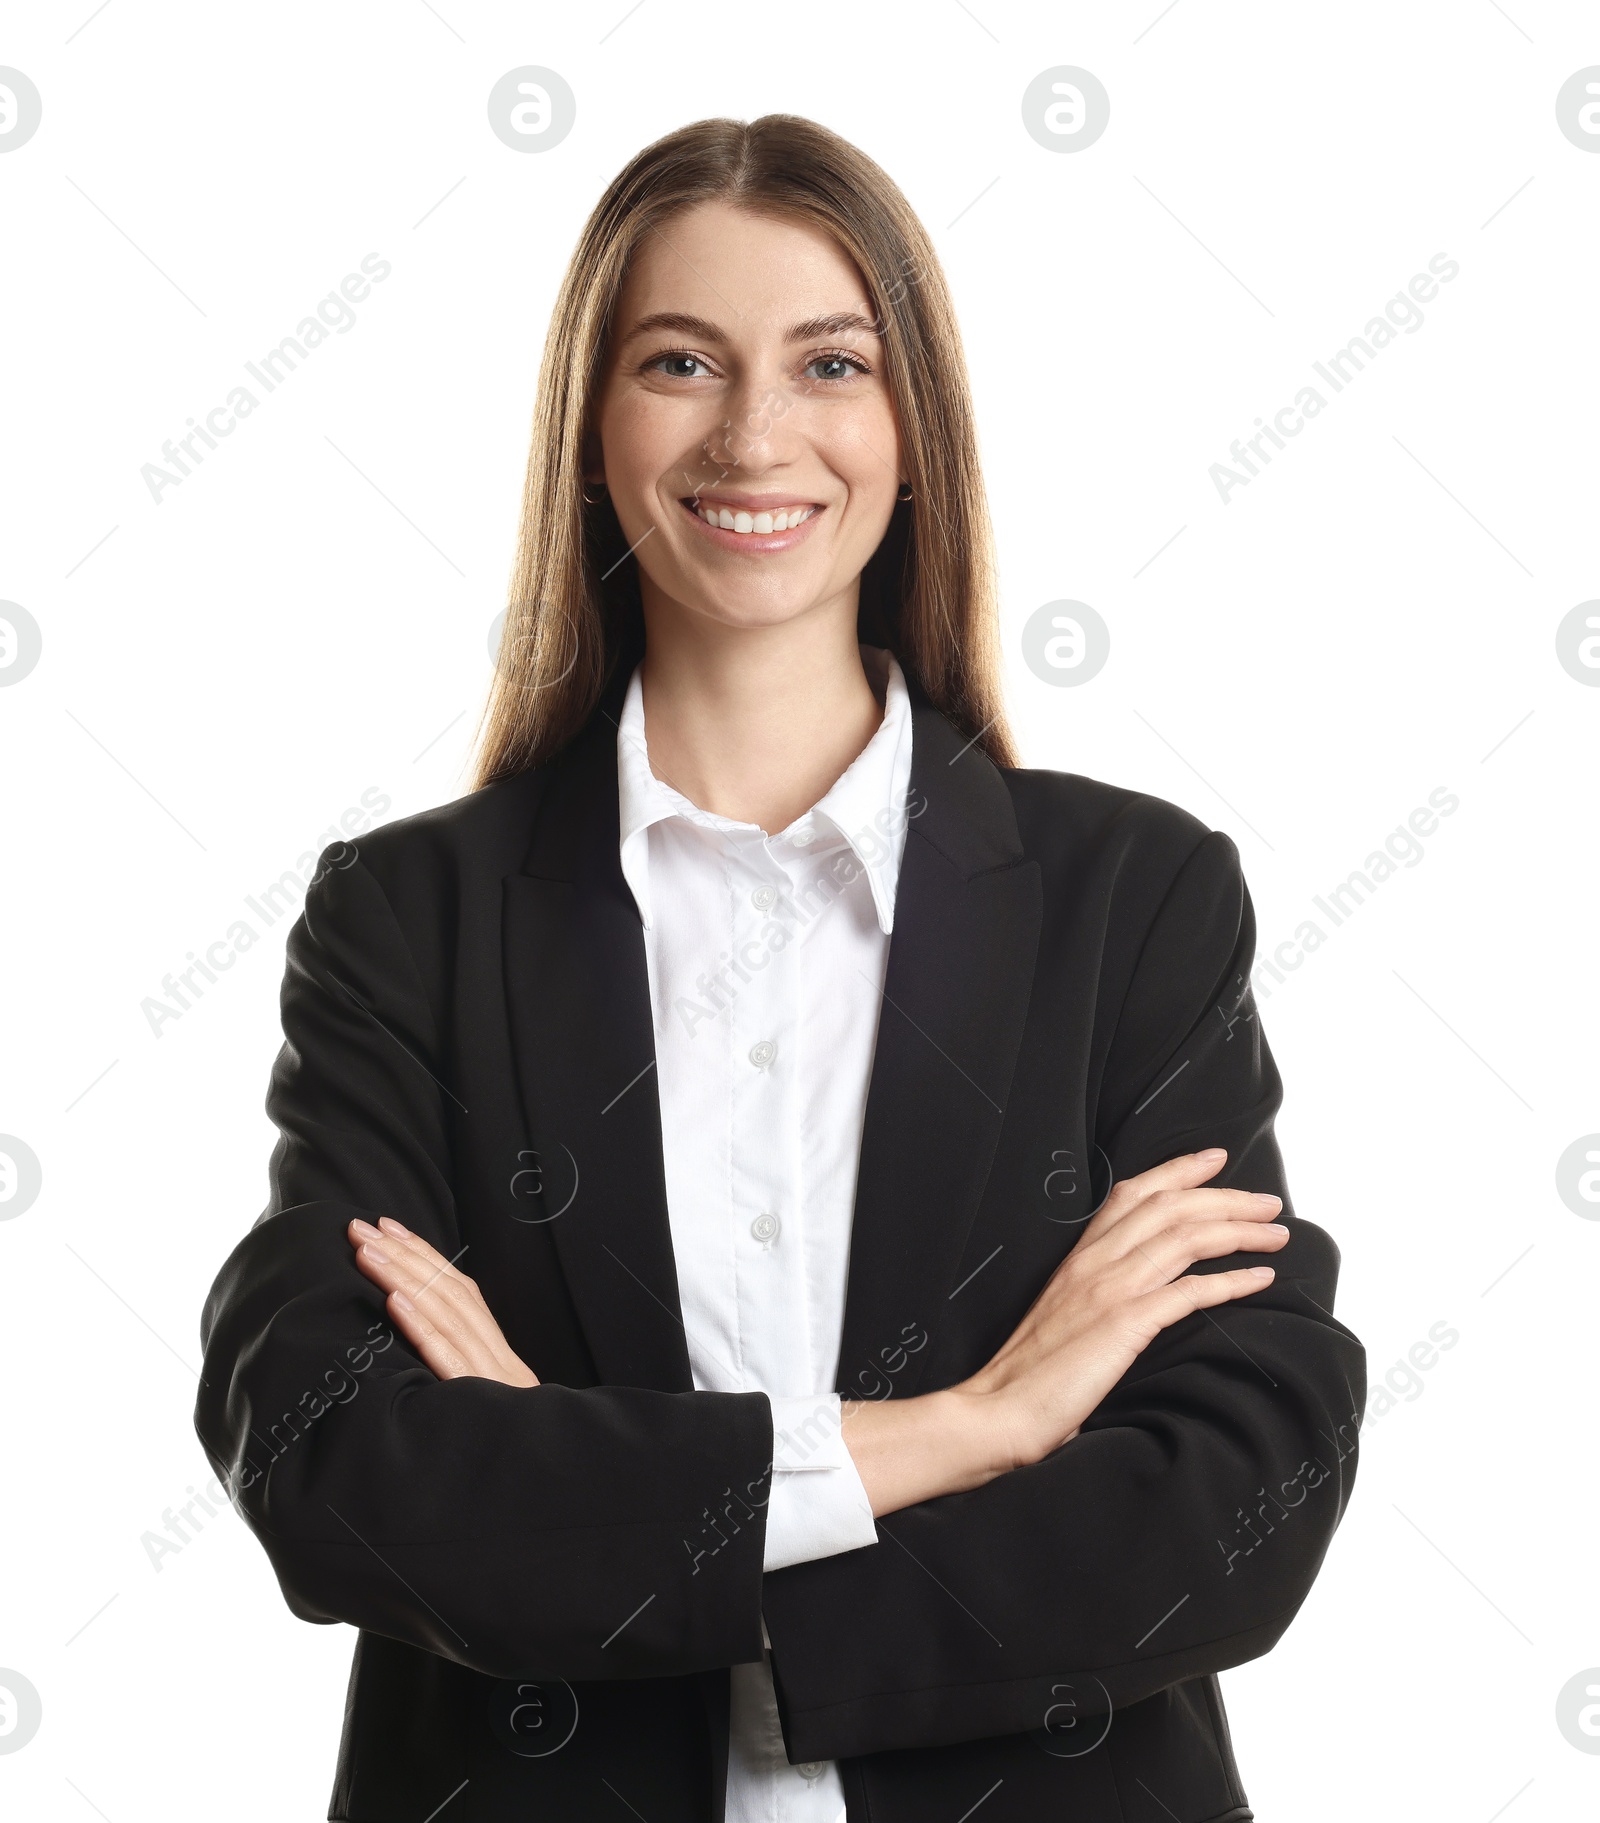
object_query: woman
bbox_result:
[196,116,1364,1823]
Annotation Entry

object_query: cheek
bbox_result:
[599,399,655,481]
[822,396,900,499]
[600,392,704,494]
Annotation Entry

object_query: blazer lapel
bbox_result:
[835,698,1042,1401]
[500,675,1042,1405]
[500,683,695,1394]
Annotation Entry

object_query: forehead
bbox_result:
[614,200,876,337]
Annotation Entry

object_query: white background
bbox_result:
[2,2,1597,1817]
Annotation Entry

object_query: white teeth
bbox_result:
[695,502,816,536]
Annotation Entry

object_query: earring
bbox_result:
[896,482,913,503]
[581,480,607,505]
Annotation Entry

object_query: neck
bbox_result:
[637,591,885,834]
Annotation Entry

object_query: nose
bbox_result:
[703,375,796,476]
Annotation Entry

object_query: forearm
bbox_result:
[840,1385,1020,1517]
[767,1292,1364,1764]
[198,1202,775,1681]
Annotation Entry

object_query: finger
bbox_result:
[351,1234,467,1312]
[1082,1148,1231,1239]
[349,1223,537,1385]
[352,1241,502,1369]
[372,1219,480,1290]
[1116,1220,1289,1294]
[386,1288,476,1380]
[1053,1188,1281,1296]
[375,1224,496,1318]
[347,1218,463,1284]
[1142,1264,1277,1332]
[356,1223,487,1319]
[1091,1186,1282,1259]
[1034,1216,1285,1326]
[348,1217,467,1288]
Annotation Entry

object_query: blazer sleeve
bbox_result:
[193,846,774,1683]
[761,828,1366,1763]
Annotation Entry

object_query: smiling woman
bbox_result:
[473,114,1012,791]
[196,113,1363,1823]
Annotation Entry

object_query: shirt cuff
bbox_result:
[761,1393,879,1573]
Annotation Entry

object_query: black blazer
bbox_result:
[195,669,1364,1823]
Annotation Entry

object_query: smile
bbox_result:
[692,501,817,535]
[679,495,825,551]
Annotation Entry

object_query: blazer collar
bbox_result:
[500,663,1039,1396]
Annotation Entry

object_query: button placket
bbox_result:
[730,845,800,1389]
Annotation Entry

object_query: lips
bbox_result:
[678,494,825,552]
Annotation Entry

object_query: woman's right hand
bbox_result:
[840,1148,1290,1517]
[954,1147,1288,1475]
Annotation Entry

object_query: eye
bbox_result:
[647,351,716,379]
[803,351,869,383]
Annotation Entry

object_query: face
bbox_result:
[591,200,904,637]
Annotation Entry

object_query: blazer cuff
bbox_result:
[762,1393,879,1574]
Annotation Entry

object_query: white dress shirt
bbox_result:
[616,646,915,1823]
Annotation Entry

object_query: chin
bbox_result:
[659,561,839,634]
[687,589,829,634]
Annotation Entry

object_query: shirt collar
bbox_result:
[616,646,915,936]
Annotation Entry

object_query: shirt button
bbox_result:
[795,1761,825,1779]
[748,1039,777,1070]
[751,1211,780,1245]
[750,884,777,911]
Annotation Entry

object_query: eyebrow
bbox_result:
[620,309,881,344]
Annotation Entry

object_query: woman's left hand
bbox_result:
[347,1217,539,1387]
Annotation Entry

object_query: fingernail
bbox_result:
[1251,1193,1283,1208]
[1263,1223,1289,1237]
[379,1218,410,1236]
[1248,1266,1275,1278]
[361,1244,390,1265]
[1198,1148,1226,1161]
[350,1220,380,1240]
[391,1290,415,1312]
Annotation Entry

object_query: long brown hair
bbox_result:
[470,114,1015,788]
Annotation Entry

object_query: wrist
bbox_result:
[947,1377,1056,1479]
[839,1384,1020,1519]
[930,1382,1025,1482]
